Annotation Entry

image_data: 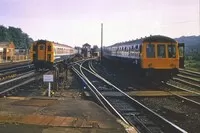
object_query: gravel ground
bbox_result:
[53,69,83,99]
[12,79,46,97]
[135,96,200,133]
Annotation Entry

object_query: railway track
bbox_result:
[162,68,200,105]
[72,60,187,133]
[0,69,48,97]
[179,69,200,78]
[175,69,200,87]
[0,63,33,72]
[0,64,34,82]
[163,80,200,107]
[89,59,200,133]
[2,58,90,97]
[0,71,36,96]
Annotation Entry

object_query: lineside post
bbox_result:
[43,74,53,97]
[48,82,51,97]
[100,23,103,62]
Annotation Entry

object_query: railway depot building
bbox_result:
[0,42,15,62]
[82,43,91,57]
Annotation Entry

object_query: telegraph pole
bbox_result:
[199,0,200,34]
[100,23,103,62]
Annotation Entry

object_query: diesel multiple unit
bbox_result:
[30,40,76,70]
[103,35,184,80]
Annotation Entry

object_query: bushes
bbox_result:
[185,59,200,71]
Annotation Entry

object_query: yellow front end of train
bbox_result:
[140,40,184,78]
[141,42,179,69]
[30,40,55,70]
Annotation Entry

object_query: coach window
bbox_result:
[48,46,51,51]
[135,45,138,50]
[146,44,155,58]
[157,44,166,58]
[168,45,176,58]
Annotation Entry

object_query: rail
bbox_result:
[73,60,187,133]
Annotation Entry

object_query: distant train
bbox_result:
[103,35,185,80]
[30,40,77,70]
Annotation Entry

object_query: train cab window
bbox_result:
[48,46,51,51]
[146,44,155,58]
[135,45,138,50]
[157,44,166,58]
[139,45,142,53]
[179,46,184,57]
[168,45,176,58]
[40,45,44,50]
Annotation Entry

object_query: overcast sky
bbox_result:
[0,0,199,47]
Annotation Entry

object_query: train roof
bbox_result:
[35,40,72,48]
[143,35,176,43]
[54,43,72,48]
[109,35,177,47]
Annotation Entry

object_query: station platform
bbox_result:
[0,96,136,133]
[0,60,31,69]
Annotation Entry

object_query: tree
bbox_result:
[0,25,11,41]
[0,25,33,48]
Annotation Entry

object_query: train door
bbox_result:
[3,48,6,60]
[38,44,46,60]
[178,43,185,68]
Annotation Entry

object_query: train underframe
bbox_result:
[33,60,54,70]
[141,68,178,82]
[102,56,179,82]
[32,60,67,72]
